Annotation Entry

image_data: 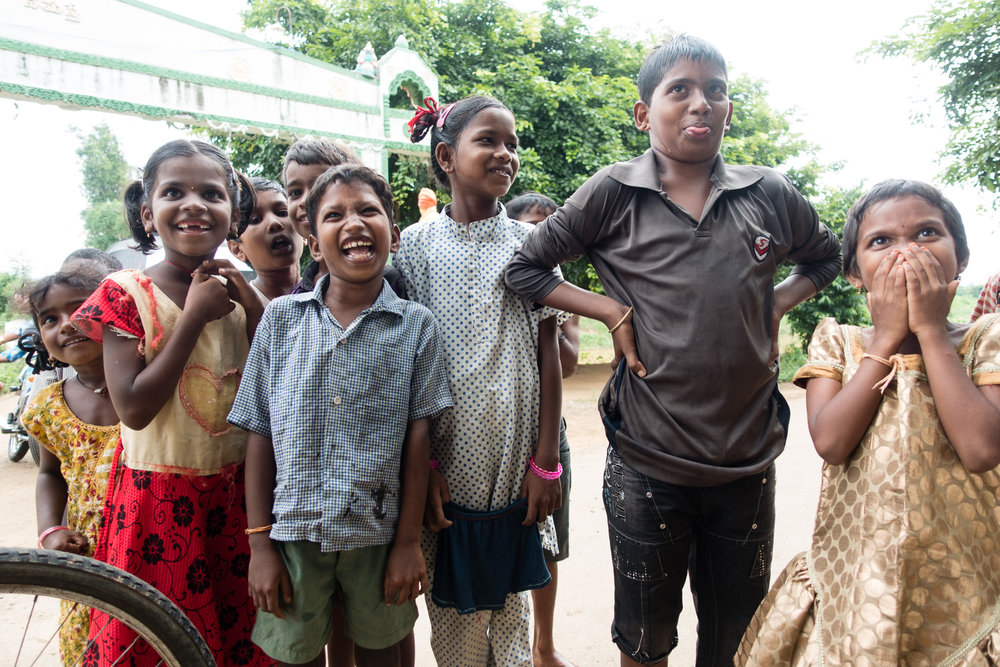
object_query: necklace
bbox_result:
[162,258,196,275]
[75,376,109,397]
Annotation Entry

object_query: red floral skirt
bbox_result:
[84,445,271,665]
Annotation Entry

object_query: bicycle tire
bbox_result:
[7,434,27,462]
[0,547,215,666]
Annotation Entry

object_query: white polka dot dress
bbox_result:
[394,205,559,666]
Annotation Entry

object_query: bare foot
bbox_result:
[533,647,576,667]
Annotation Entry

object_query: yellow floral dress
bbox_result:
[22,380,119,665]
[736,315,1000,667]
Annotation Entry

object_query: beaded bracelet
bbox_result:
[244,524,273,536]
[38,525,69,548]
[528,455,563,481]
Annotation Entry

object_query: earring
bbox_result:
[856,286,866,295]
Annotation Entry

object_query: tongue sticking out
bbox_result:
[687,126,711,137]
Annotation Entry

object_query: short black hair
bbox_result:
[638,35,728,105]
[843,179,970,280]
[506,192,558,220]
[281,138,360,184]
[61,248,123,274]
[304,164,396,236]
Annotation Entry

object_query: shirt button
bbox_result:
[645,492,652,498]
[659,523,666,530]
[337,339,346,345]
[762,477,767,484]
[752,523,758,529]
[333,396,342,406]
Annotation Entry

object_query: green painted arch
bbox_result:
[386,70,433,108]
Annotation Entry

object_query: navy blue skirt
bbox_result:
[431,499,551,614]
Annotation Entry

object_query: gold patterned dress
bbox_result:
[736,315,1000,666]
[22,380,119,665]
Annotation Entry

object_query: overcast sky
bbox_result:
[4,0,996,282]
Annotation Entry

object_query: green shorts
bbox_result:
[252,541,417,663]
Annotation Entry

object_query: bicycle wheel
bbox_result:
[0,547,215,666]
[7,433,27,462]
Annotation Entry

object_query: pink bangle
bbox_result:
[429,459,439,470]
[38,525,69,549]
[528,455,562,481]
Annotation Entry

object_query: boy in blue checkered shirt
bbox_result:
[229,164,452,666]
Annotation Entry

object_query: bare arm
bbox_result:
[771,274,820,364]
[244,431,291,617]
[537,282,645,378]
[103,271,235,430]
[385,418,431,605]
[522,315,562,525]
[558,315,580,379]
[35,447,87,553]
[903,246,1000,471]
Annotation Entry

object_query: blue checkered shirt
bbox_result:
[228,275,452,551]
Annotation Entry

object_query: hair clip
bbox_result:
[436,103,455,128]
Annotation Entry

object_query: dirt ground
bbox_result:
[0,366,823,666]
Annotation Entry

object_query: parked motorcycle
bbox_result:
[2,364,40,464]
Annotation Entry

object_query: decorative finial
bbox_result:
[355,42,377,77]
[394,34,409,49]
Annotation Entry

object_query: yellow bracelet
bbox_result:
[244,524,273,535]
[608,307,633,334]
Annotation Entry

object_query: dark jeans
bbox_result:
[603,446,775,666]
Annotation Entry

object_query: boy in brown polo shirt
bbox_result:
[505,35,841,666]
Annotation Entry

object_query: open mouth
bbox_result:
[177,222,212,232]
[489,167,512,179]
[61,335,90,349]
[270,235,294,255]
[341,239,375,261]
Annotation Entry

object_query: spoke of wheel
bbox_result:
[29,599,78,666]
[107,635,144,667]
[13,594,37,666]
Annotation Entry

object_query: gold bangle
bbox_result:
[244,524,273,535]
[608,307,633,334]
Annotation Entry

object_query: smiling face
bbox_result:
[140,154,236,267]
[230,189,302,271]
[314,180,400,287]
[849,195,965,291]
[35,283,102,368]
[284,161,331,240]
[438,106,520,204]
[634,57,733,167]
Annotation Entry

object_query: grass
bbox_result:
[0,358,25,392]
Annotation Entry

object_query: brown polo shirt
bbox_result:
[505,151,842,486]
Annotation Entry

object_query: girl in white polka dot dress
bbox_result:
[394,96,564,666]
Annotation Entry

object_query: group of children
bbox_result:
[15,32,1000,667]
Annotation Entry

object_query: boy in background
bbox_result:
[507,192,578,667]
[506,35,841,666]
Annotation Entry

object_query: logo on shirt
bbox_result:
[752,235,771,262]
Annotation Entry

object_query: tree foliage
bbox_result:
[76,123,129,204]
[76,123,131,249]
[0,263,30,322]
[874,0,1000,199]
[230,0,864,334]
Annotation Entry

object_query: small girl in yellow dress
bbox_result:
[22,266,119,664]
[736,180,1000,665]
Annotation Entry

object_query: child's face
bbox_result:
[314,180,400,286]
[141,154,236,265]
[36,284,102,368]
[634,57,733,166]
[229,189,302,272]
[284,161,331,239]
[440,107,519,201]
[849,195,964,291]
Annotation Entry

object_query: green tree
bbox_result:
[76,123,130,248]
[874,0,1000,199]
[0,263,30,322]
